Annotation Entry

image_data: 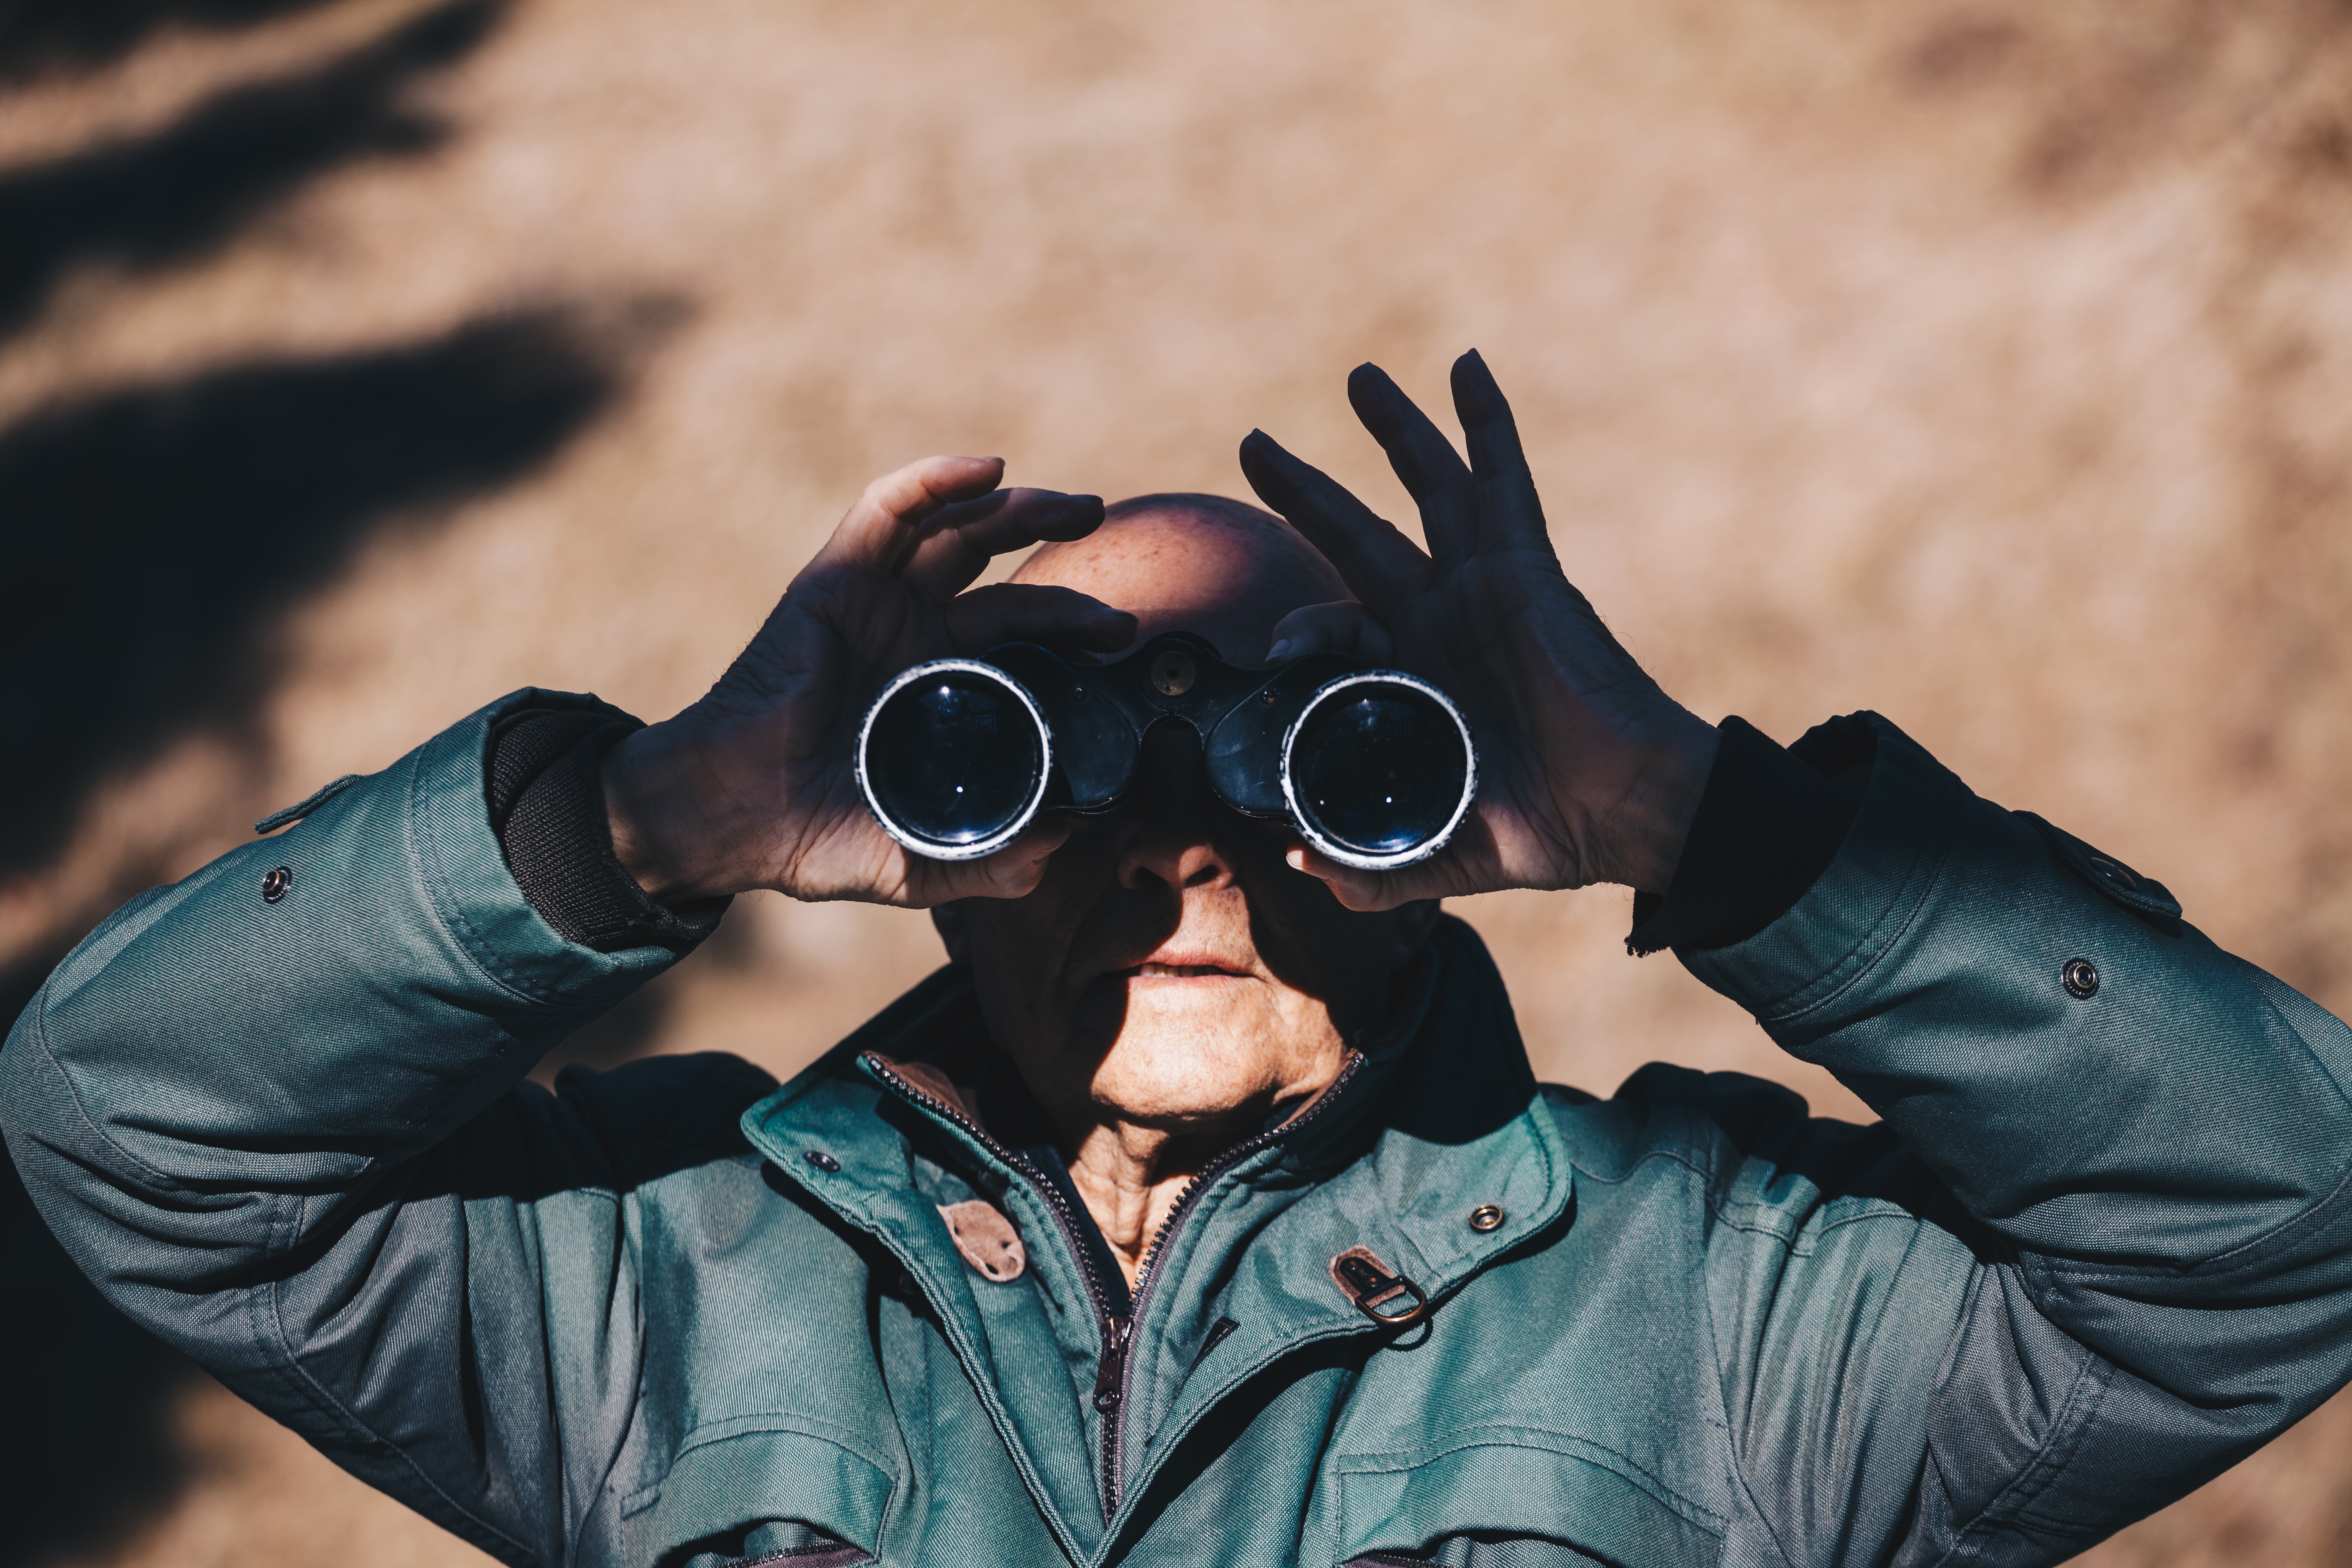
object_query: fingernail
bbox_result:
[1285,847,1306,872]
[1267,639,1292,661]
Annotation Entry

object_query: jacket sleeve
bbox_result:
[1676,714,2352,1568]
[0,689,761,1568]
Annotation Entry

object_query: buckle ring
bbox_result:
[1331,1248,1431,1328]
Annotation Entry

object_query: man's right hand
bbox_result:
[599,456,1134,908]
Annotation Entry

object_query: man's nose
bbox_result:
[1115,722,1235,893]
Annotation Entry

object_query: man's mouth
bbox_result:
[1121,960,1246,979]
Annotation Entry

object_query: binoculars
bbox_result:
[854,632,1477,871]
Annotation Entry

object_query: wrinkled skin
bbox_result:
[602,355,1718,1281]
[939,511,1442,1274]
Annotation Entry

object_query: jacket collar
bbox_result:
[740,916,1574,1550]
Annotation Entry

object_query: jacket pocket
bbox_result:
[1333,1429,1723,1568]
[620,1417,898,1568]
[711,1548,873,1568]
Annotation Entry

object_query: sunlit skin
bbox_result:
[936,507,1439,1283]
[601,353,1718,1290]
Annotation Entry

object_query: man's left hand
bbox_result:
[1238,351,1718,909]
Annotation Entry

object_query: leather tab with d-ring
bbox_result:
[1329,1246,1429,1327]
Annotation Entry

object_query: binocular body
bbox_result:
[854,632,1477,871]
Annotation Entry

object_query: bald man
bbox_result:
[10,356,2352,1568]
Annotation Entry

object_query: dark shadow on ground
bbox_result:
[0,305,660,882]
[0,295,670,1565]
[0,0,348,79]
[0,0,508,335]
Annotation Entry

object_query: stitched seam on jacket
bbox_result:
[255,1207,536,1561]
[21,979,200,1194]
[405,726,560,1009]
[1708,726,1968,1029]
[1707,1197,1924,1253]
[1334,1425,1727,1533]
[1931,1331,2107,1567]
[621,1418,903,1546]
[565,1185,635,1567]
[1573,1140,1917,1258]
[2028,1101,2352,1288]
[1707,1332,1806,1568]
[1692,1133,1808,1568]
[1757,797,1959,1031]
[2019,1140,2352,1289]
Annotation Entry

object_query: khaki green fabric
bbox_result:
[7,689,2352,1568]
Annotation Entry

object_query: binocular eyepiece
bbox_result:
[855,633,1477,871]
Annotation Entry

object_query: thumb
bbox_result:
[1282,840,1442,913]
[901,816,1072,905]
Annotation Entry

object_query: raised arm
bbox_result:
[0,459,1124,1566]
[1239,357,2352,1563]
[1676,712,2352,1566]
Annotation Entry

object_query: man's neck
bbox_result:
[1059,1118,1221,1289]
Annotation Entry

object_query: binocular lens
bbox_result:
[861,670,1045,852]
[1289,682,1472,859]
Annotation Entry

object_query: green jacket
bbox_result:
[7,689,2352,1568]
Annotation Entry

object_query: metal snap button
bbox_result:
[2062,958,2099,1000]
[1150,648,1196,696]
[803,1149,841,1172]
[1468,1204,1506,1233]
[261,867,293,903]
[2088,854,2139,891]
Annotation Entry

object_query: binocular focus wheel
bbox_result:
[856,659,1055,861]
[1278,671,1478,872]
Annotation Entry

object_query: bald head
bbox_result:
[1013,493,1349,665]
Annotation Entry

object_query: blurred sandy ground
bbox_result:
[4,0,2352,1562]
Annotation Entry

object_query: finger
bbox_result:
[814,455,1007,575]
[905,815,1072,904]
[1237,430,1431,617]
[1281,841,1450,913]
[1346,364,1478,565]
[943,582,1136,656]
[1449,351,1550,549]
[1264,601,1394,665]
[901,488,1106,600]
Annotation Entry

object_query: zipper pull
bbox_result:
[1092,1312,1132,1413]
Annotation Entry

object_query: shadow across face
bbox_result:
[944,498,1438,1147]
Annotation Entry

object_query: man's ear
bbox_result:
[1387,898,1442,966]
[931,901,972,966]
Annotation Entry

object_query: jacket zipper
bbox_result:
[863,1047,1366,1518]
[859,1055,1127,1510]
[1104,1048,1364,1509]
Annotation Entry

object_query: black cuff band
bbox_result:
[1626,714,1875,957]
[486,707,729,955]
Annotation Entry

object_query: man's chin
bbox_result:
[1085,994,1306,1106]
[1113,974,1262,1035]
